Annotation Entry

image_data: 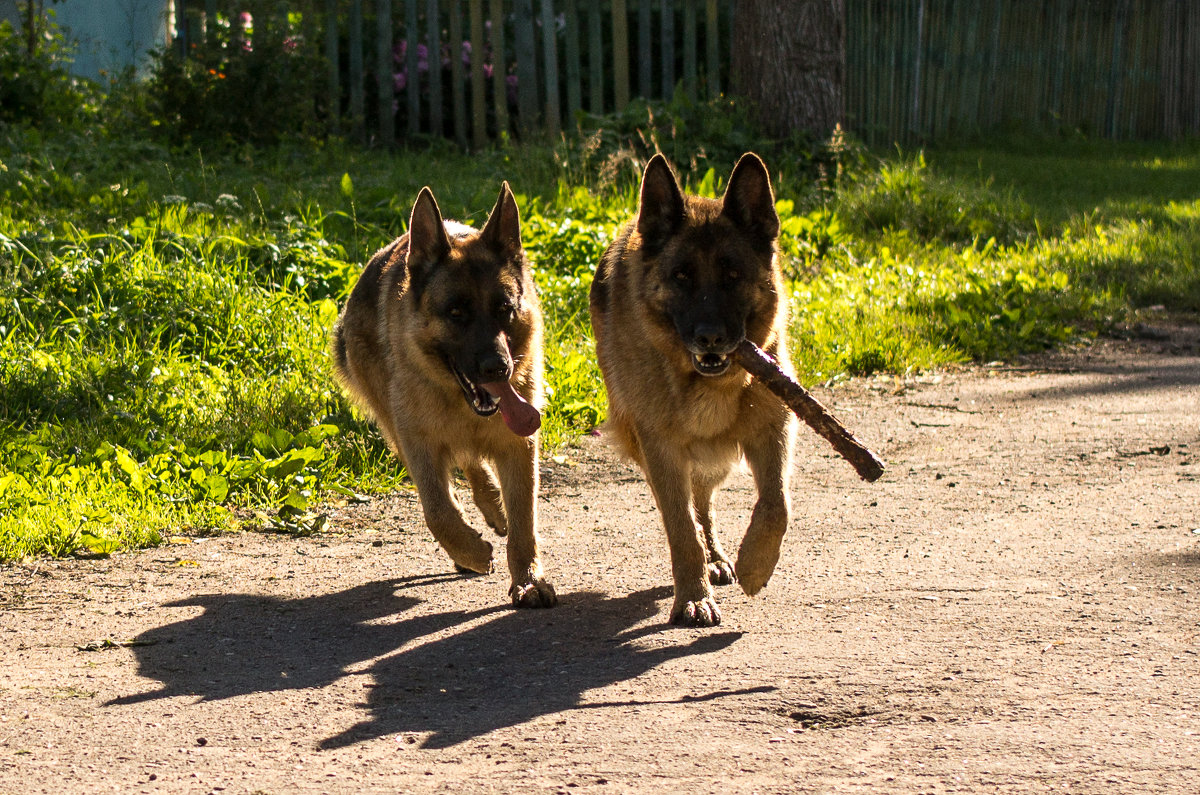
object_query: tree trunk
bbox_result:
[22,0,46,59]
[731,0,845,141]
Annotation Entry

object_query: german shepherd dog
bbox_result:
[332,184,556,608]
[589,153,797,626]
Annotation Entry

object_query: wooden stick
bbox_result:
[734,340,886,483]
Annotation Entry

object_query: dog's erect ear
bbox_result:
[479,181,522,259]
[636,154,685,253]
[721,153,780,246]
[408,186,452,269]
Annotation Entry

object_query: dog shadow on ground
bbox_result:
[107,578,759,748]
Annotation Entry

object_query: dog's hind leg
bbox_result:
[464,461,508,537]
[692,467,736,586]
[403,446,495,575]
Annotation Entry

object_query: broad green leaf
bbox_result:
[114,448,145,494]
[203,474,229,503]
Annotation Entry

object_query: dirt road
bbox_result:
[2,326,1199,794]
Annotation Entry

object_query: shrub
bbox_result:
[0,16,94,128]
[146,10,323,145]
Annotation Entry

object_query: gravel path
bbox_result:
[2,325,1198,794]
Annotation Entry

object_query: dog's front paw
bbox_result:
[448,539,495,575]
[670,596,722,627]
[735,535,782,596]
[510,578,558,609]
[707,559,737,586]
[734,556,774,596]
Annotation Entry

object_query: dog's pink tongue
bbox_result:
[481,381,541,437]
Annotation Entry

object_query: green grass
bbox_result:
[2,124,1198,560]
[933,138,1200,312]
[934,137,1200,228]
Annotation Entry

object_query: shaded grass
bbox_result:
[933,137,1200,229]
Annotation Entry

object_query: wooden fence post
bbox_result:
[325,0,340,132]
[205,0,218,54]
[1189,2,1200,135]
[588,3,604,114]
[469,0,487,147]
[489,0,510,139]
[379,0,396,145]
[513,0,539,135]
[404,0,419,136]
[350,0,365,138]
[175,2,194,59]
[428,0,444,137]
[1160,0,1180,138]
[986,0,1001,129]
[563,0,583,119]
[705,0,719,98]
[1106,0,1129,139]
[541,0,561,138]
[660,0,673,98]
[910,0,924,137]
[231,5,245,59]
[683,0,696,102]
[638,0,652,98]
[449,0,468,146]
[612,0,629,110]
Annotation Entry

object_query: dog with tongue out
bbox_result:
[331,183,556,609]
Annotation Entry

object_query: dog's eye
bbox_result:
[719,258,740,282]
[672,269,690,284]
[447,306,466,320]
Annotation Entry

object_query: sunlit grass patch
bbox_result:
[0,445,232,560]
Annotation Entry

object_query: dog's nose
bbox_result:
[693,323,729,351]
[478,355,512,382]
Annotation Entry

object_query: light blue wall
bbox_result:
[1,0,175,82]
